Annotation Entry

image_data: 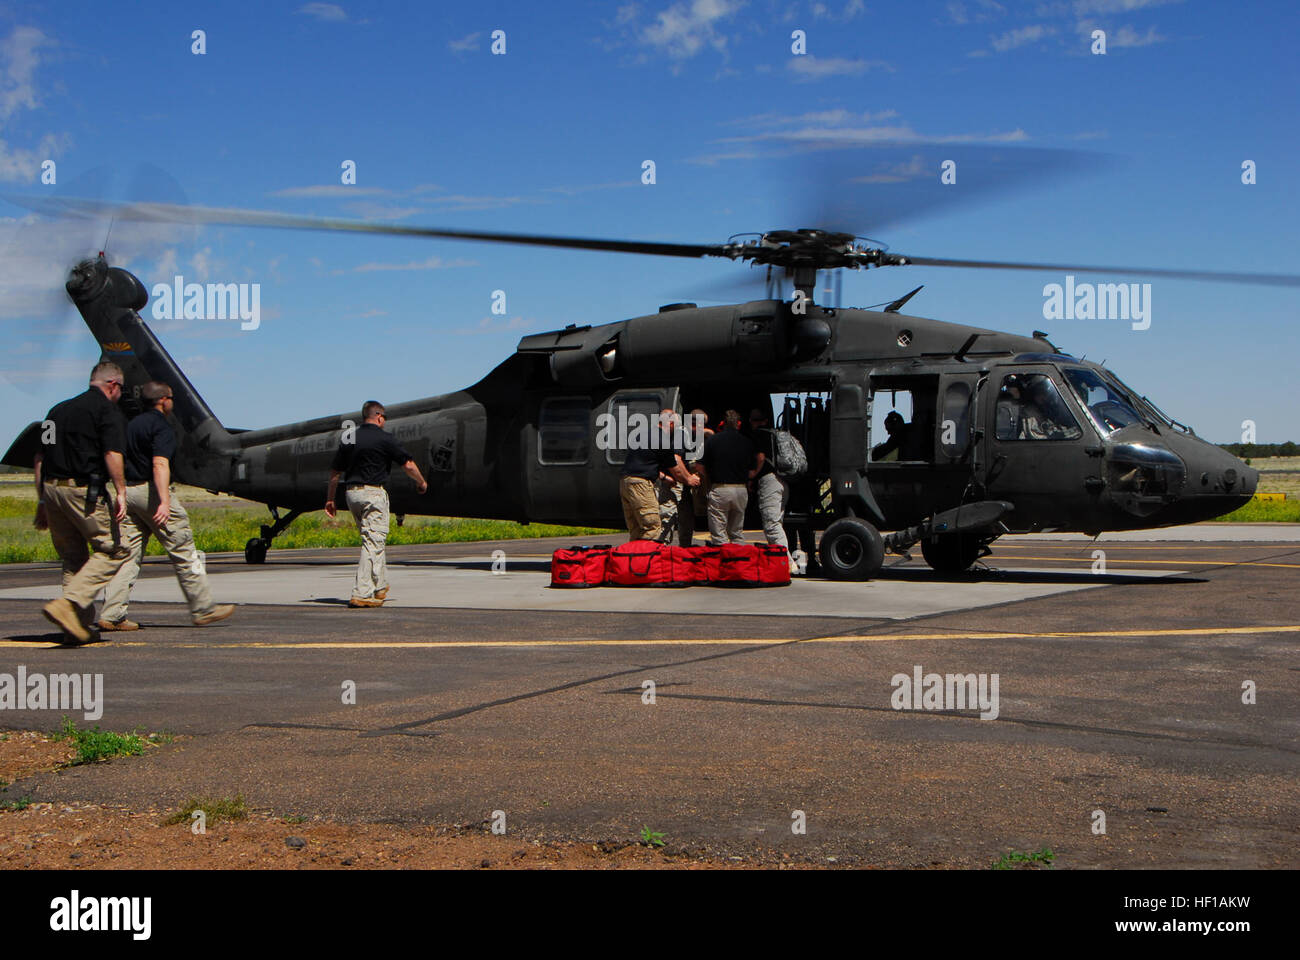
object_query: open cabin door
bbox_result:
[525,386,679,526]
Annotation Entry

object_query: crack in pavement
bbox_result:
[599,689,1300,755]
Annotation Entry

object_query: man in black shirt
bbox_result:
[325,400,428,607]
[100,381,235,630]
[619,408,698,541]
[701,409,756,544]
[33,362,131,644]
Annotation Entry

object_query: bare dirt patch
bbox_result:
[0,731,75,786]
[0,802,812,869]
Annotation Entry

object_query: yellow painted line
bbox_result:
[6,623,1291,650]
[987,555,1300,569]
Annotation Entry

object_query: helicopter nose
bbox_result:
[1171,440,1258,522]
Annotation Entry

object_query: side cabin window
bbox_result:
[538,397,590,465]
[994,373,1082,441]
[603,393,665,466]
[869,379,938,462]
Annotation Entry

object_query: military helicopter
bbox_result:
[3,196,1290,579]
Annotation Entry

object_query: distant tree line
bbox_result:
[1218,442,1300,459]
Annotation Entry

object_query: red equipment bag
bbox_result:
[692,544,722,583]
[550,544,612,588]
[606,540,673,586]
[756,544,792,586]
[716,542,760,585]
[667,545,710,586]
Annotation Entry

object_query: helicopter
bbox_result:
[2,198,1287,580]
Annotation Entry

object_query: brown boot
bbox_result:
[43,598,91,643]
[375,587,389,600]
[348,596,384,608]
[193,604,235,626]
[97,619,140,632]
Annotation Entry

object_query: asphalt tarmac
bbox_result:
[1,526,1296,868]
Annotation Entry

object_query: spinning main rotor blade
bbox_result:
[6,197,730,261]
[889,254,1300,288]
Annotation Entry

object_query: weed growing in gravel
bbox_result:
[991,847,1055,870]
[56,718,145,765]
[639,827,666,848]
[164,795,249,826]
[1,795,33,812]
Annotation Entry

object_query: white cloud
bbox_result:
[448,31,481,53]
[637,0,745,59]
[271,185,391,197]
[0,27,68,183]
[297,3,348,21]
[788,55,893,79]
[1073,0,1180,13]
[350,255,478,273]
[988,24,1056,52]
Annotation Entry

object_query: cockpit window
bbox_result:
[994,373,1082,441]
[1063,367,1144,435]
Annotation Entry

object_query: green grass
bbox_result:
[992,847,1055,870]
[163,794,249,826]
[0,795,33,812]
[55,717,146,765]
[1213,497,1300,523]
[0,496,614,563]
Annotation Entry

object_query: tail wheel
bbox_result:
[817,517,885,581]
[244,537,269,565]
[921,533,982,573]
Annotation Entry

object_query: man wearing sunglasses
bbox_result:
[33,362,132,644]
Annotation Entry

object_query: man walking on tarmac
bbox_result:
[99,381,235,631]
[33,361,131,644]
[325,401,428,607]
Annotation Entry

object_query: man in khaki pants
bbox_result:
[100,381,234,630]
[325,401,427,607]
[33,362,132,645]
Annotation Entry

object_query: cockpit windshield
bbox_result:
[1063,367,1145,435]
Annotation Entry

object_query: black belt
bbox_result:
[45,477,89,487]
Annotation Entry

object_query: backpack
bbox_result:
[770,429,808,478]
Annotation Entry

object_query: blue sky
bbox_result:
[1,0,1297,447]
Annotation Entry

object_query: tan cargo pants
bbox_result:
[101,484,216,622]
[347,485,390,600]
[43,480,132,618]
[620,476,660,541]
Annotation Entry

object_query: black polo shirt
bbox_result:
[124,409,178,484]
[702,429,755,484]
[331,422,413,486]
[40,388,126,482]
[621,427,677,481]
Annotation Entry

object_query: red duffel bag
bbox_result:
[550,544,612,588]
[667,545,709,586]
[756,544,792,586]
[606,540,672,586]
[715,542,760,585]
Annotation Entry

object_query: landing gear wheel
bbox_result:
[817,517,885,581]
[244,537,269,565]
[921,533,981,573]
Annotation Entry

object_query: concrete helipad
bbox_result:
[0,552,1182,619]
